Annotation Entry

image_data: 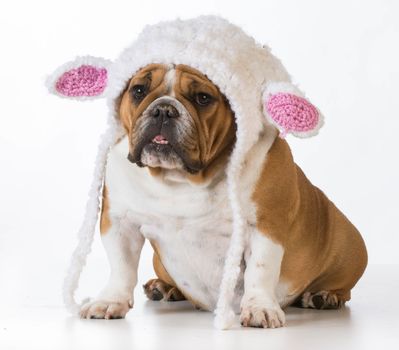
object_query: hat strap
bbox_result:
[63,119,123,314]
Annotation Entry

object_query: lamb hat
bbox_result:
[47,15,324,329]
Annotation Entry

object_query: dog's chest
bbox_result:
[136,181,236,310]
[106,138,243,310]
[141,205,236,310]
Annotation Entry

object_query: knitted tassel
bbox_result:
[63,119,122,314]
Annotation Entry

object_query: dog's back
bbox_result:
[253,137,367,308]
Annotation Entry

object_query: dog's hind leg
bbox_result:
[143,278,186,301]
[143,251,186,302]
[293,290,350,310]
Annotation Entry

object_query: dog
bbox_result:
[47,16,368,329]
[75,63,368,328]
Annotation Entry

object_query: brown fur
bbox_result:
[119,64,168,134]
[252,137,367,302]
[118,64,236,184]
[100,186,111,235]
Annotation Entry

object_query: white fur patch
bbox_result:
[164,65,176,97]
[240,230,286,328]
[80,214,145,319]
[106,137,235,310]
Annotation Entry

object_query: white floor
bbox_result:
[1,264,398,350]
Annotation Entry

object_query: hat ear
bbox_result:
[262,82,324,138]
[46,56,112,100]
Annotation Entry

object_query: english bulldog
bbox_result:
[75,63,368,328]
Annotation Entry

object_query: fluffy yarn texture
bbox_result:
[266,93,319,138]
[63,119,123,314]
[46,56,111,101]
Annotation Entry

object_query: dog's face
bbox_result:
[118,64,236,179]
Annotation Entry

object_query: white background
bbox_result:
[0,0,398,343]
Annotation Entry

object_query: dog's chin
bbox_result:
[139,143,185,170]
[128,135,204,174]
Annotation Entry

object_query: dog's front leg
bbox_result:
[80,217,145,319]
[240,229,285,328]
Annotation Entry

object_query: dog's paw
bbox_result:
[143,279,186,302]
[301,291,344,310]
[79,299,133,319]
[240,296,285,329]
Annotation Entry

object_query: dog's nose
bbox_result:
[151,104,179,119]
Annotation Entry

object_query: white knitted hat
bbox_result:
[47,15,324,329]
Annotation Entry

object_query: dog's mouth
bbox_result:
[152,134,169,145]
[128,132,202,174]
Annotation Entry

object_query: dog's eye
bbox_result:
[195,92,213,106]
[131,85,147,101]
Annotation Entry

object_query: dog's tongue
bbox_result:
[152,134,169,144]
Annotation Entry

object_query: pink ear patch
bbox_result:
[55,65,107,97]
[266,93,319,137]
